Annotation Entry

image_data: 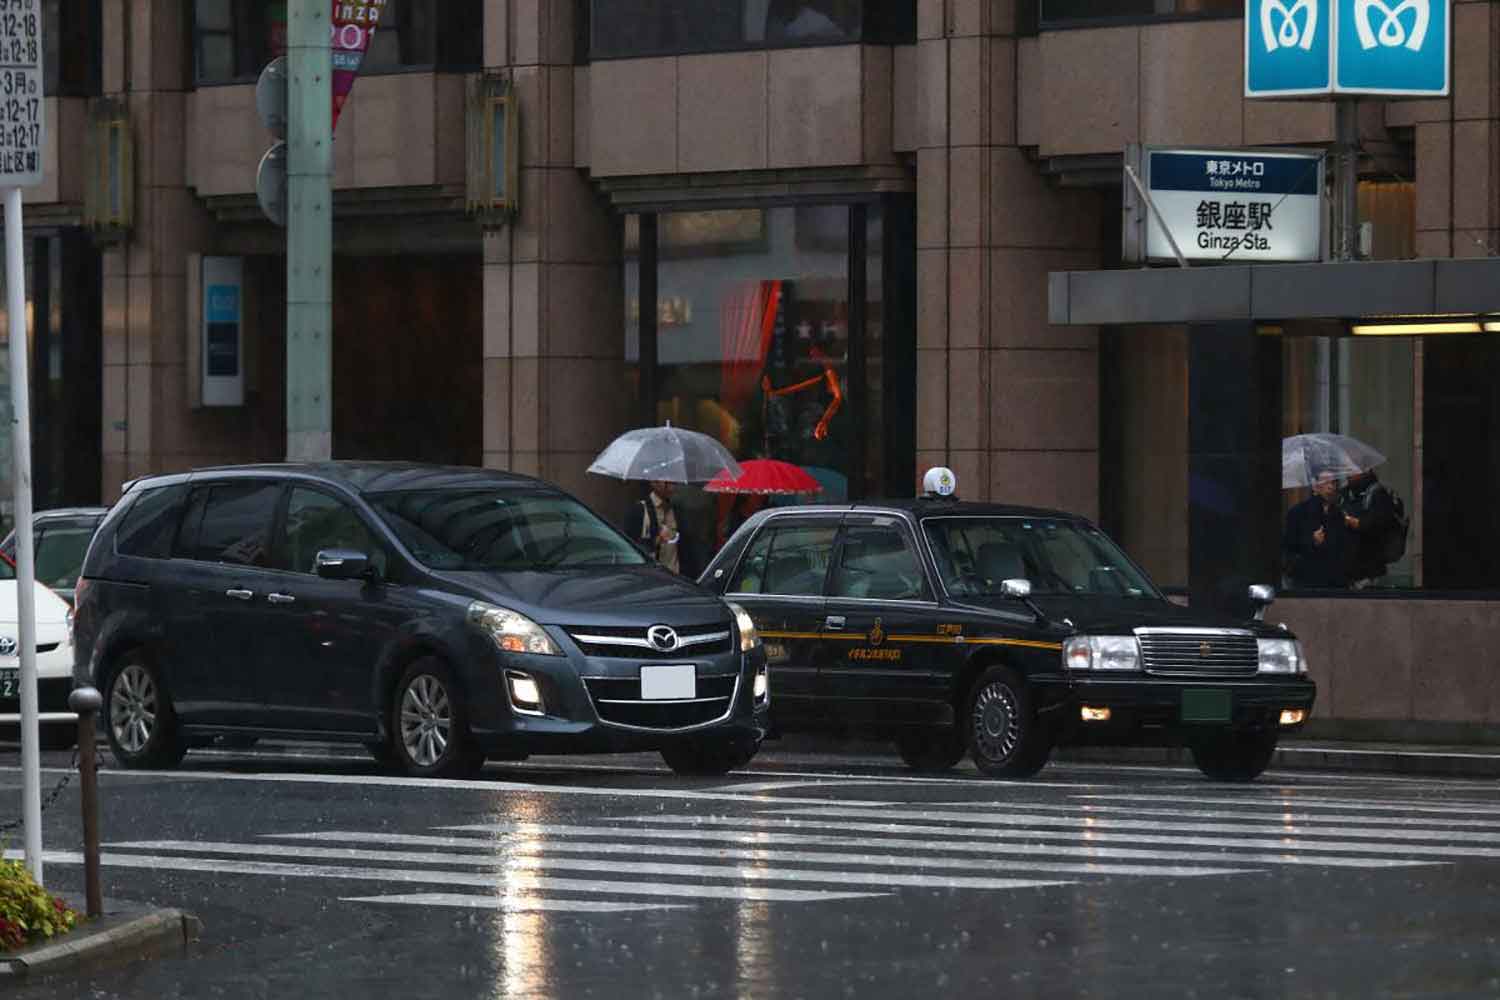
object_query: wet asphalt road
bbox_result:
[4,742,1499,1000]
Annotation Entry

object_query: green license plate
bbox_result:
[1182,688,1232,724]
[0,669,15,700]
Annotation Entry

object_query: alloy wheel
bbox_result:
[110,664,157,754]
[971,680,1020,763]
[400,674,452,768]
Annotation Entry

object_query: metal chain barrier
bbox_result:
[0,747,79,836]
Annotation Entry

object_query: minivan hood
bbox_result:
[0,580,70,627]
[954,595,1285,638]
[432,566,731,629]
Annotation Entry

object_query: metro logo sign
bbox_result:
[1245,0,1449,98]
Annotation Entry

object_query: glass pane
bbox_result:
[1040,0,1239,22]
[116,486,188,560]
[592,0,865,58]
[192,483,280,567]
[924,517,1159,598]
[196,0,233,32]
[1422,335,1500,590]
[283,489,386,576]
[34,524,95,591]
[829,524,924,600]
[733,523,835,595]
[198,34,236,83]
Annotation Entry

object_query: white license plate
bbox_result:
[0,669,16,700]
[640,664,696,701]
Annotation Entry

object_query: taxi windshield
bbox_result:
[922,517,1160,600]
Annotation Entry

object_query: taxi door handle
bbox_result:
[825,616,846,631]
[225,589,254,602]
[267,593,296,605]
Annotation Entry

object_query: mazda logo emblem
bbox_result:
[647,625,680,652]
[0,637,16,657]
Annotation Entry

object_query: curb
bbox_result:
[0,908,201,980]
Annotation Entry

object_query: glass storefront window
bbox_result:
[1036,0,1240,28]
[626,202,915,560]
[589,1,914,60]
[44,0,102,97]
[192,0,480,85]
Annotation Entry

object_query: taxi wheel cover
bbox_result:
[966,665,1051,779]
[661,736,759,777]
[104,654,187,770]
[1190,731,1277,782]
[390,658,484,779]
[895,730,966,772]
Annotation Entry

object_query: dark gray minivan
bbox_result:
[72,463,769,778]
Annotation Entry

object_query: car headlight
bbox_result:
[466,601,562,656]
[1062,635,1141,671]
[727,602,760,653]
[1257,638,1306,675]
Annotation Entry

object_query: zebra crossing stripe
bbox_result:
[4,850,880,904]
[426,821,1428,869]
[102,841,1074,893]
[776,805,1500,845]
[612,814,1475,862]
[340,894,687,913]
[909,801,1500,830]
[1075,794,1500,816]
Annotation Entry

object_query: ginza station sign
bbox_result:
[1125,147,1326,264]
[1245,0,1451,98]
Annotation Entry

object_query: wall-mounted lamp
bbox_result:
[466,74,519,228]
[1350,320,1484,336]
[83,97,134,243]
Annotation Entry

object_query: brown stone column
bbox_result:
[482,0,625,513]
[915,0,1102,515]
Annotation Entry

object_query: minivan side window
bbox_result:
[729,522,836,596]
[281,488,389,577]
[180,482,282,567]
[115,485,189,559]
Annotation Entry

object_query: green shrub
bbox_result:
[0,857,78,952]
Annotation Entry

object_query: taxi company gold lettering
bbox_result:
[851,649,903,662]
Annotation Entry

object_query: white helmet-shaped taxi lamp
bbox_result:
[922,467,958,499]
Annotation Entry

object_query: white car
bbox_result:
[0,556,75,751]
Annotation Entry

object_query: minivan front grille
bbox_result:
[566,624,734,660]
[583,674,739,730]
[1137,630,1259,677]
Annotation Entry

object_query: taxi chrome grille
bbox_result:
[565,624,734,660]
[584,674,739,730]
[1136,630,1259,677]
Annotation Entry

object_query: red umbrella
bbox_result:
[704,459,824,496]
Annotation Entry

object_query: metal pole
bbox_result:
[1336,98,1360,261]
[286,0,333,461]
[68,687,102,918]
[5,185,40,882]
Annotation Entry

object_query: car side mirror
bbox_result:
[1000,578,1032,599]
[316,549,373,581]
[1248,583,1276,621]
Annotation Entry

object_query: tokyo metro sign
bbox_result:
[1245,0,1450,98]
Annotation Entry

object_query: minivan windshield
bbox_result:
[923,516,1161,599]
[368,489,648,571]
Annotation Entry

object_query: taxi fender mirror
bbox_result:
[1248,583,1276,621]
[1001,578,1049,624]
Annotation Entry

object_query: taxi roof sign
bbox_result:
[923,467,957,498]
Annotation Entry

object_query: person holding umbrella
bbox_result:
[624,480,698,578]
[1283,469,1352,589]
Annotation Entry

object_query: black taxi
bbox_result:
[697,471,1316,781]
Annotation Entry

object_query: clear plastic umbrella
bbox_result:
[1282,433,1386,489]
[587,424,743,485]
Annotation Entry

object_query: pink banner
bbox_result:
[331,1,389,131]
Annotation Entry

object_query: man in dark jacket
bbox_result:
[1341,469,1397,588]
[1283,471,1352,589]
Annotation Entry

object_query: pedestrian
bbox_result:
[1282,470,1351,589]
[1341,468,1398,589]
[624,480,699,578]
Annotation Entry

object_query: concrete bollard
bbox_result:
[67,686,103,919]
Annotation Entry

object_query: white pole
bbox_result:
[5,185,41,882]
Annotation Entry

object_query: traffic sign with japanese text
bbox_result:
[0,0,45,187]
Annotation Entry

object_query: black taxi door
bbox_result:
[721,515,838,727]
[819,513,956,728]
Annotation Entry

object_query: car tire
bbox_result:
[389,658,485,779]
[104,653,188,770]
[660,735,759,777]
[1191,731,1277,782]
[965,665,1052,779]
[895,730,966,772]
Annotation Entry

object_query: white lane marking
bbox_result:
[191,834,1255,879]
[5,850,880,904]
[777,805,1500,845]
[620,814,1485,860]
[424,822,1428,870]
[102,841,1074,893]
[888,801,1500,830]
[340,893,689,913]
[1075,794,1500,816]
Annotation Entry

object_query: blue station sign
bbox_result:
[1245,0,1450,99]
